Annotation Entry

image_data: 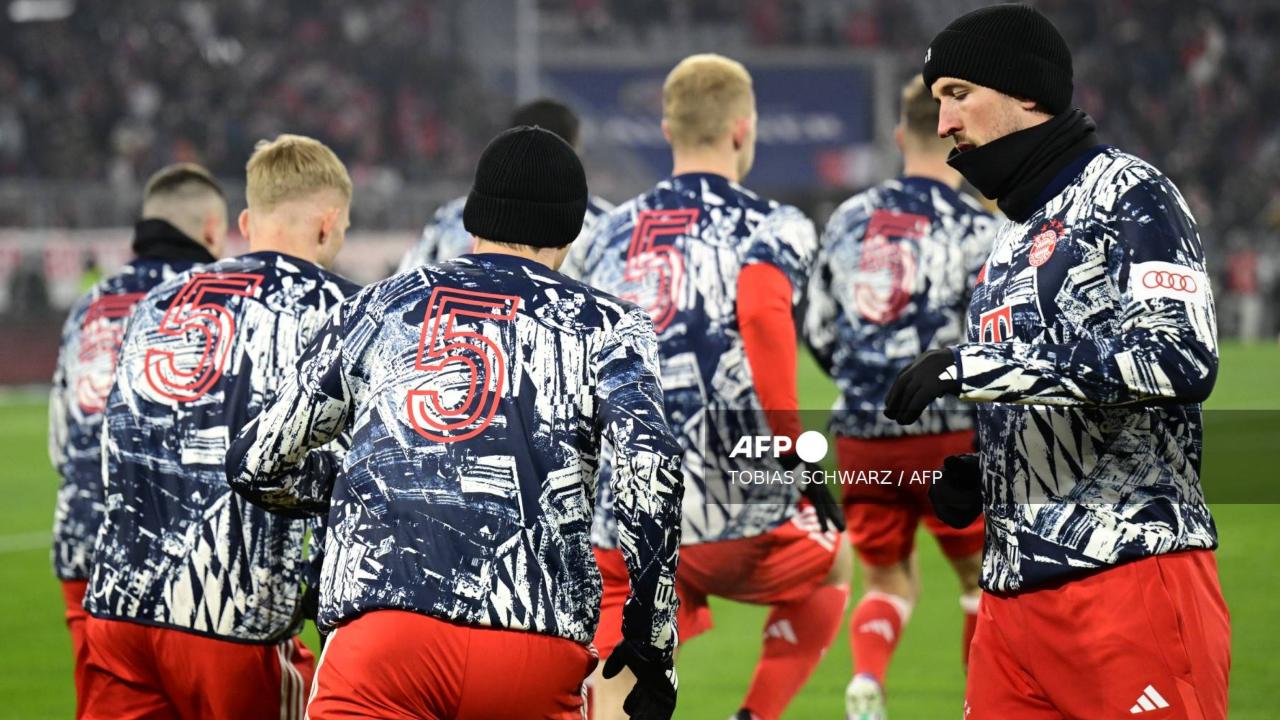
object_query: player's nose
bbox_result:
[937,102,961,139]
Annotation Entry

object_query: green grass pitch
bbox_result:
[1,343,1277,718]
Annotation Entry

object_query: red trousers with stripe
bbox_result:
[307,610,596,719]
[81,616,313,720]
[61,579,91,718]
[965,550,1230,720]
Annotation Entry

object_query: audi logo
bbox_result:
[1142,270,1197,292]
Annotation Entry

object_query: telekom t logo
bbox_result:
[978,303,1014,342]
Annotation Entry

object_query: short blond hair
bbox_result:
[663,54,755,149]
[245,134,352,211]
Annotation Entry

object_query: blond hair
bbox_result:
[245,134,352,211]
[900,75,950,152]
[663,54,755,149]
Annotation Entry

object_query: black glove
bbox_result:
[601,640,676,720]
[300,585,320,622]
[780,454,845,533]
[883,348,960,425]
[929,454,983,529]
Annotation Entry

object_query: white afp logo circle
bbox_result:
[795,430,829,463]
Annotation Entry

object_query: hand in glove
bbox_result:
[602,640,677,720]
[781,454,845,533]
[883,349,960,425]
[300,585,319,622]
[929,454,983,529]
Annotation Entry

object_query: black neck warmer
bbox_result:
[947,108,1099,222]
[132,219,217,263]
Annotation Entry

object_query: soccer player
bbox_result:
[81,135,359,719]
[805,74,998,719]
[48,163,226,717]
[227,127,682,720]
[579,54,849,720]
[885,5,1230,718]
[397,98,613,277]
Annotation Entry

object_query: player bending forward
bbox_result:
[805,74,998,720]
[579,54,849,720]
[49,163,227,717]
[886,5,1230,718]
[82,136,358,719]
[229,127,683,720]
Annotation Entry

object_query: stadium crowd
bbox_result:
[0,0,1275,339]
[0,0,495,185]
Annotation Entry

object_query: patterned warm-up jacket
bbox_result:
[227,254,683,658]
[85,252,358,641]
[576,173,818,547]
[805,176,998,439]
[49,256,203,580]
[956,147,1219,592]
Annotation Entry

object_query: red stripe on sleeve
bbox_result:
[736,262,803,445]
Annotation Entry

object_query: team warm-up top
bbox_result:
[806,176,997,439]
[227,253,684,657]
[576,172,818,548]
[49,220,216,582]
[955,144,1219,592]
[86,252,357,640]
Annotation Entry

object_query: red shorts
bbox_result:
[82,616,314,720]
[308,609,597,719]
[967,550,1230,720]
[593,506,840,655]
[61,579,90,718]
[837,431,984,566]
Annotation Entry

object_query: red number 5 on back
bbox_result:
[144,273,262,402]
[623,208,697,332]
[407,287,520,443]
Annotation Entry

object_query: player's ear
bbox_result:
[318,207,339,245]
[201,211,223,258]
[237,209,251,244]
[894,124,905,153]
[731,115,749,151]
[661,118,672,144]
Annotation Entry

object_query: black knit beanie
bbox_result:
[922,4,1073,115]
[463,126,588,248]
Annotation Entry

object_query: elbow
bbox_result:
[1179,352,1217,404]
[1155,340,1217,404]
[225,464,268,509]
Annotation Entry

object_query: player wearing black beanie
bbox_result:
[889,5,1230,719]
[463,125,589,250]
[922,3,1073,116]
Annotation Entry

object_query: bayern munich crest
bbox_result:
[1029,219,1065,267]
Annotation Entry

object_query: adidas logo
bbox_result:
[1129,685,1170,714]
[857,619,896,643]
[765,619,797,644]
